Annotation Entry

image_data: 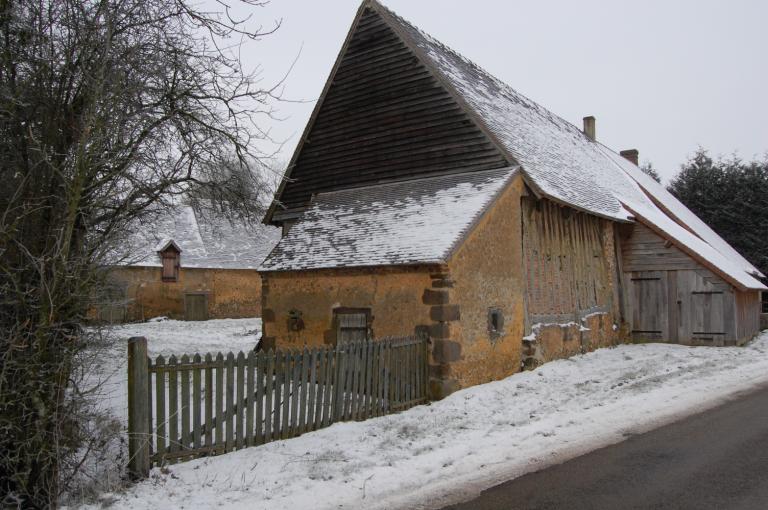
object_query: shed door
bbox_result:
[185,293,209,321]
[678,290,728,344]
[673,270,733,344]
[629,271,667,341]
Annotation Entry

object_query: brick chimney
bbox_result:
[583,116,596,141]
[620,149,639,166]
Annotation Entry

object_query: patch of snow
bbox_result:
[69,318,263,504]
[90,332,768,510]
[114,204,281,270]
[598,147,765,290]
[525,321,582,341]
[608,147,764,279]
[533,321,579,329]
[580,311,607,322]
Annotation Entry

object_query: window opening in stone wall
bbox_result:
[334,307,372,343]
[488,307,504,340]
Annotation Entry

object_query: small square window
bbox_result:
[488,308,504,339]
[333,307,372,344]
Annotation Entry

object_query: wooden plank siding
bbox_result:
[274,7,508,217]
[621,223,701,272]
[735,290,762,342]
[621,222,760,345]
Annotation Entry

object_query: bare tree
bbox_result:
[0,0,282,506]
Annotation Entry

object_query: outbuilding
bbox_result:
[96,204,280,322]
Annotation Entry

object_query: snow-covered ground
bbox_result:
[92,317,262,425]
[85,331,768,510]
[67,318,262,504]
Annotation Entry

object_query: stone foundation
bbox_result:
[521,312,621,369]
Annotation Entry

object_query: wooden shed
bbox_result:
[621,222,761,345]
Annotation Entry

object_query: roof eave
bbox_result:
[371,0,633,226]
[258,260,447,274]
[622,204,763,292]
[442,166,520,262]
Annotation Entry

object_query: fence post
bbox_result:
[128,336,151,478]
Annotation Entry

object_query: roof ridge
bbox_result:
[372,0,591,142]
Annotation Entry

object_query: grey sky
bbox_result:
[246,0,768,183]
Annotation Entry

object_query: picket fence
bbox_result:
[127,335,429,477]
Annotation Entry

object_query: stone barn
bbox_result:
[97,204,280,322]
[258,0,766,398]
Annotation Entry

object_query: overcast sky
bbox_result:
[244,0,768,183]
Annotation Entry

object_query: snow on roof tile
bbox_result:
[602,148,765,279]
[596,147,766,290]
[123,205,281,270]
[379,5,629,222]
[259,167,519,272]
[374,2,764,289]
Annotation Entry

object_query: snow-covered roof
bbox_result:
[261,1,765,289]
[120,205,281,270]
[595,147,765,290]
[373,2,765,289]
[603,149,765,279]
[259,167,519,272]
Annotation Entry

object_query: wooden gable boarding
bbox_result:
[266,4,508,224]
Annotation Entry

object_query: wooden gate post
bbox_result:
[128,336,151,478]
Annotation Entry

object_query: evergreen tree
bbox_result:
[640,162,662,183]
[668,149,768,278]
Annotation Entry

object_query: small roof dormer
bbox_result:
[155,238,182,254]
[157,239,181,282]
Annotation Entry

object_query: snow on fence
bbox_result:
[127,335,429,477]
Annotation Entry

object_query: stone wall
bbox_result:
[260,266,437,351]
[103,266,262,321]
[433,175,527,396]
[260,175,630,401]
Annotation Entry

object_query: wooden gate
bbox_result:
[127,335,429,477]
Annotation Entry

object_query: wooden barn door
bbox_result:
[628,271,668,341]
[674,270,731,344]
[184,293,209,321]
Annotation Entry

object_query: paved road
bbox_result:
[444,385,768,510]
